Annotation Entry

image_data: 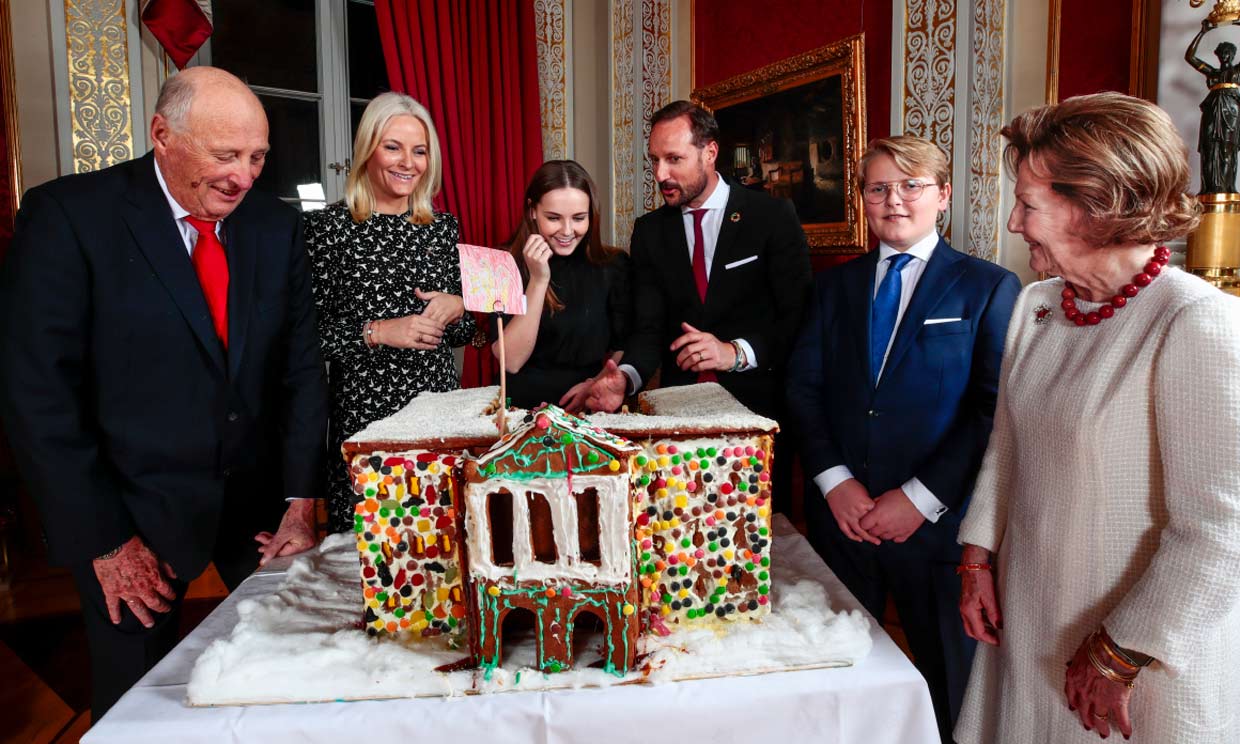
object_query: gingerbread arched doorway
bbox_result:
[568,606,608,669]
[495,606,539,669]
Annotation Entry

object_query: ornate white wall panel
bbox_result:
[965,0,1005,261]
[638,0,671,213]
[903,0,957,237]
[898,0,1006,260]
[609,0,671,247]
[610,0,637,246]
[535,0,572,161]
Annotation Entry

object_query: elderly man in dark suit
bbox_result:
[788,135,1020,743]
[587,100,812,426]
[0,66,328,720]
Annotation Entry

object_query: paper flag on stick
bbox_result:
[458,244,526,315]
[458,243,524,435]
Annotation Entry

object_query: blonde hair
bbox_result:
[345,92,443,225]
[1002,92,1200,245]
[859,135,950,186]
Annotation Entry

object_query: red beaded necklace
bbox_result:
[1060,246,1171,327]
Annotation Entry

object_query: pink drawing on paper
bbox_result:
[458,244,526,315]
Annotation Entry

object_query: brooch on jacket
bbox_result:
[1034,304,1052,325]
[729,211,741,223]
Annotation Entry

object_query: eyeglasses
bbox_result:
[862,179,936,204]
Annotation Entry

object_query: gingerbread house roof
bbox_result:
[475,404,640,479]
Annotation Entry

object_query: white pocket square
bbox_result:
[924,317,963,325]
[724,255,758,270]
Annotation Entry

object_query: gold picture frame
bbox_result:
[0,0,21,234]
[692,34,867,254]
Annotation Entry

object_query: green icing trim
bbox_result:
[480,428,619,481]
[475,581,635,676]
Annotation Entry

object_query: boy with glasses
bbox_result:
[786,135,1021,743]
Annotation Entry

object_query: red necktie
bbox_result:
[690,208,709,302]
[689,208,716,383]
[185,216,229,347]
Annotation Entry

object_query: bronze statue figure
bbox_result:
[1187,18,1240,194]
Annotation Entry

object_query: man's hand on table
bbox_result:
[255,499,319,566]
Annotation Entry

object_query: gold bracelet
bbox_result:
[1087,638,1137,687]
[1099,626,1153,668]
[1096,634,1141,673]
[955,562,992,575]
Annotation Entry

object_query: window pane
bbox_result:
[488,490,514,566]
[351,101,368,143]
[211,0,318,93]
[574,488,601,564]
[348,1,388,100]
[526,492,558,564]
[255,94,322,200]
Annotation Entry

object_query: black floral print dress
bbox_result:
[304,202,476,533]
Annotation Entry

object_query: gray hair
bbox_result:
[154,72,196,131]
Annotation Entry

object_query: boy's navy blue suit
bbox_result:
[787,237,1019,742]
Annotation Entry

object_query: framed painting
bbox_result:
[693,34,867,254]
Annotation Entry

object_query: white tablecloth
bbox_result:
[83,523,939,744]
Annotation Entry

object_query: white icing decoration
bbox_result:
[465,475,633,585]
[346,383,778,449]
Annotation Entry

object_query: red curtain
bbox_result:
[375,0,544,388]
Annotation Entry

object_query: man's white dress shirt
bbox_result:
[619,177,757,393]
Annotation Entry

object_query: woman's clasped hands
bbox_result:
[371,287,464,350]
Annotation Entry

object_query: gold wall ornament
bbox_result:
[64,0,134,174]
[692,35,868,253]
[1189,0,1240,25]
[534,0,570,161]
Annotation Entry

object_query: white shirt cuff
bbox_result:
[902,477,949,522]
[734,338,758,371]
[813,465,855,498]
[618,363,642,395]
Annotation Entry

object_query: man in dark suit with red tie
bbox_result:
[0,66,328,720]
[586,100,812,425]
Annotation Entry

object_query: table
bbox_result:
[83,524,939,744]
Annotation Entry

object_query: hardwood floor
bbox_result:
[0,562,227,744]
[0,639,75,744]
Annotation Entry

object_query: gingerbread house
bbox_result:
[461,406,642,674]
[344,383,778,675]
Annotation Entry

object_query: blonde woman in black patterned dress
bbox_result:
[304,93,475,533]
